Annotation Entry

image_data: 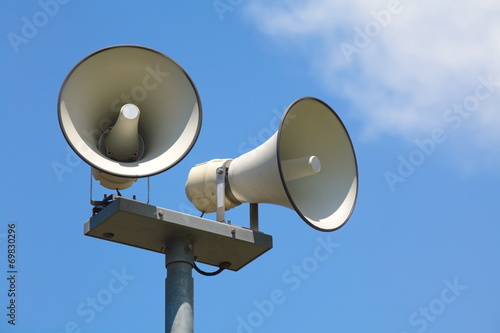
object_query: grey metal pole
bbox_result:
[165,237,194,333]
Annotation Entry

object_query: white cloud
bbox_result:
[245,0,500,167]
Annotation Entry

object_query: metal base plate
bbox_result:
[84,197,273,271]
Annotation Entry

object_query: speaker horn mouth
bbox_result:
[58,45,202,182]
[276,97,358,232]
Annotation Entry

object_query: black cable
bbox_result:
[193,261,230,276]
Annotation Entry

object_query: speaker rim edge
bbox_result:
[276,96,359,232]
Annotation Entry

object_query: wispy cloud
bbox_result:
[245,0,500,168]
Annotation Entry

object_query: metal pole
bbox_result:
[215,167,226,223]
[249,203,259,231]
[165,237,194,333]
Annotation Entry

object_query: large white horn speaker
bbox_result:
[185,97,358,231]
[58,45,202,189]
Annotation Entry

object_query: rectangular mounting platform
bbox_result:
[84,197,273,271]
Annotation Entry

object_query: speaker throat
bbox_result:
[97,126,145,162]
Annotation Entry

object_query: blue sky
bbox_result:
[2,1,500,332]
